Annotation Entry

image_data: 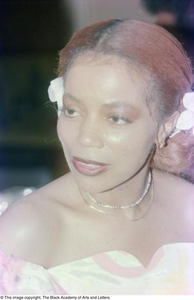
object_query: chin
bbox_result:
[70,173,107,193]
[70,169,128,194]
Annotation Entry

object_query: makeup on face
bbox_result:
[57,56,158,193]
[72,156,110,176]
[60,94,140,127]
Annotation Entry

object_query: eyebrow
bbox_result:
[103,101,137,110]
[63,93,80,102]
[64,93,138,111]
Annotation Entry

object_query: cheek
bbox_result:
[104,127,154,156]
[57,118,76,149]
[57,118,65,145]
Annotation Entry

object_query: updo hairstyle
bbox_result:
[57,19,194,178]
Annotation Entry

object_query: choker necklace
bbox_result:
[85,170,152,210]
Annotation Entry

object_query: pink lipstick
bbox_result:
[72,156,109,176]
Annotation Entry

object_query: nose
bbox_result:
[77,118,104,148]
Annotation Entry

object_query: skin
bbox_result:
[0,55,193,269]
[157,12,177,26]
[57,56,158,208]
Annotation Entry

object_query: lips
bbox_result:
[72,156,110,176]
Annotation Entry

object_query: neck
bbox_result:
[79,164,154,220]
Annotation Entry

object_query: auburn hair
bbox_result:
[58,19,194,179]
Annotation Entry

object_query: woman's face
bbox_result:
[57,55,158,193]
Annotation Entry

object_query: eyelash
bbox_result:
[108,116,132,125]
[60,107,80,117]
[60,106,132,125]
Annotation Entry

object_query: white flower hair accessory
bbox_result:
[47,78,194,135]
[48,77,64,116]
[170,92,194,138]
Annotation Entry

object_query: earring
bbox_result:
[159,141,166,149]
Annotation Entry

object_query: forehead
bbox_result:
[65,54,150,109]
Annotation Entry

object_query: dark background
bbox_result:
[0,0,73,190]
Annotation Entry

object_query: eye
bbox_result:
[62,107,80,118]
[108,116,131,125]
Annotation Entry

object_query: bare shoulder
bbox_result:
[154,169,194,241]
[154,169,194,199]
[0,173,74,264]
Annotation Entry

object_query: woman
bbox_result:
[0,19,194,295]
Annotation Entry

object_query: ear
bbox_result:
[156,111,180,145]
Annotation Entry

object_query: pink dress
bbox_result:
[0,243,194,295]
